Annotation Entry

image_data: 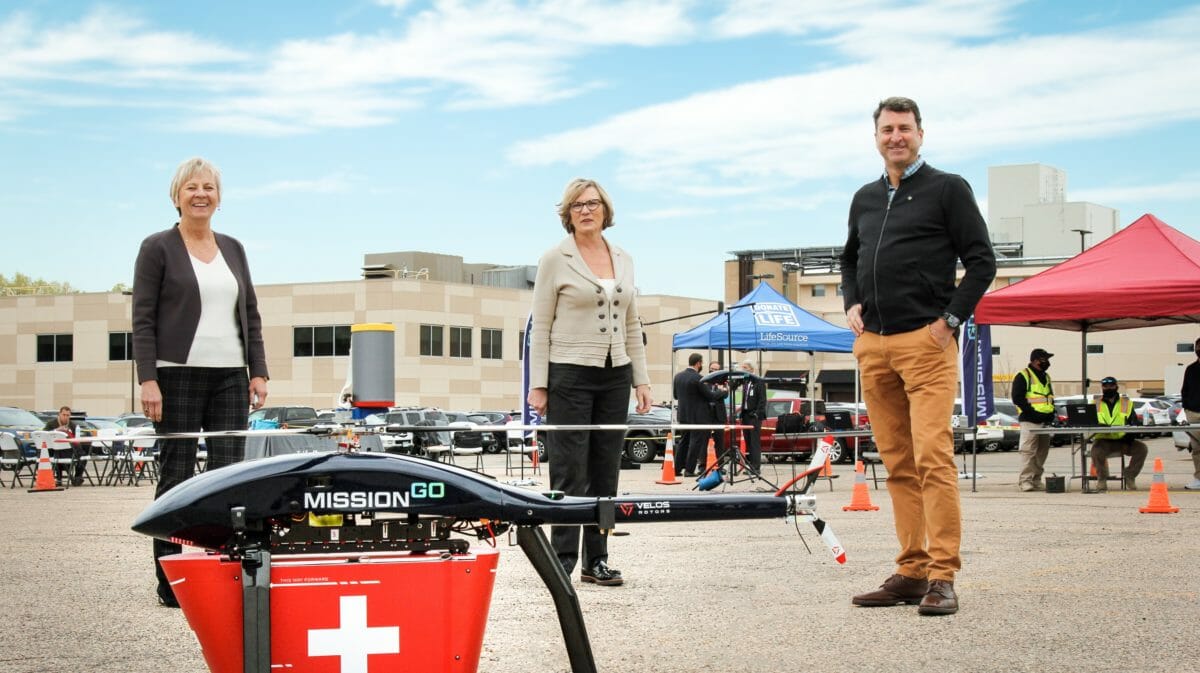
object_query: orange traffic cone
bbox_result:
[705,437,718,472]
[656,432,681,485]
[28,437,64,493]
[843,460,879,511]
[1139,458,1179,514]
[819,455,833,478]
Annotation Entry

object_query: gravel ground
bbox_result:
[1,439,1196,673]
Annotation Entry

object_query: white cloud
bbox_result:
[1073,178,1200,206]
[0,2,697,133]
[231,173,359,199]
[0,7,246,78]
[510,5,1200,197]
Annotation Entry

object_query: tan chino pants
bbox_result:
[854,326,961,582]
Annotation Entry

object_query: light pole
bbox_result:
[122,290,134,414]
[1068,228,1096,492]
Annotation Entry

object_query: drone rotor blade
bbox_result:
[812,517,846,564]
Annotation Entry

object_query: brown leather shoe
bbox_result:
[852,573,928,607]
[917,579,958,615]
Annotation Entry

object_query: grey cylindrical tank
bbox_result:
[350,323,395,407]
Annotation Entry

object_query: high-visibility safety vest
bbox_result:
[1018,368,1055,413]
[1092,395,1133,440]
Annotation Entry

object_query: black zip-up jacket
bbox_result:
[841,163,996,334]
[1182,360,1200,412]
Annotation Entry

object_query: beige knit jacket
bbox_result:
[528,235,650,390]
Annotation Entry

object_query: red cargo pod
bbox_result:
[161,548,500,673]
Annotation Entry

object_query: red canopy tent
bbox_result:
[974,213,1200,492]
[975,213,1200,331]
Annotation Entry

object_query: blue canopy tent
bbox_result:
[672,283,854,354]
[670,282,860,460]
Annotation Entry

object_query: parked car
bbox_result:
[1157,395,1182,422]
[470,411,515,452]
[983,412,1020,451]
[1131,397,1173,435]
[116,413,153,430]
[951,400,1005,452]
[622,405,673,463]
[760,398,855,463]
[247,405,325,429]
[1172,409,1192,451]
[361,412,416,453]
[0,406,45,457]
[444,412,499,453]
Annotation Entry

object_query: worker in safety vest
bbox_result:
[1012,348,1056,492]
[1089,376,1148,492]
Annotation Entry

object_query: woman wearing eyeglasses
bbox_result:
[527,178,652,587]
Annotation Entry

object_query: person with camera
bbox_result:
[1014,348,1056,492]
[737,361,767,471]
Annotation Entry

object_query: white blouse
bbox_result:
[157,250,246,368]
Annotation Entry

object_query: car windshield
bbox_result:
[0,408,44,428]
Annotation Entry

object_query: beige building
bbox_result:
[0,278,720,416]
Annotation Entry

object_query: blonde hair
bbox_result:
[556,178,614,233]
[169,157,222,213]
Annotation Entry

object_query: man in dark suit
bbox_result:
[672,354,703,476]
[674,354,724,476]
[738,361,767,471]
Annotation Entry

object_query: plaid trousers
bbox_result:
[152,366,249,587]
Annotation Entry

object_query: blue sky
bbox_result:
[3,0,1199,300]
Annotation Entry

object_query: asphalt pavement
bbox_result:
[1,438,1196,673]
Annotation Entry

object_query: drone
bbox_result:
[133,437,845,673]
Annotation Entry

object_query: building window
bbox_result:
[835,283,843,297]
[109,332,133,361]
[991,346,1001,356]
[811,284,826,297]
[1086,344,1104,354]
[37,334,73,362]
[518,330,526,360]
[450,326,472,358]
[1178,342,1195,353]
[293,325,351,357]
[481,328,503,360]
[420,324,444,356]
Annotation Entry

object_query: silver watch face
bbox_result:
[944,314,960,328]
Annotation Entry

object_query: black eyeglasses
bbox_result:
[569,199,603,213]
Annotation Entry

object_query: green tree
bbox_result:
[0,272,80,295]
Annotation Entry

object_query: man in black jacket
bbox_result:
[674,354,723,476]
[841,96,996,617]
[737,361,767,471]
[1013,348,1056,492]
[1181,337,1200,490]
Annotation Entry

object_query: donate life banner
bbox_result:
[959,316,995,425]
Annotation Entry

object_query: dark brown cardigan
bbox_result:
[132,225,269,384]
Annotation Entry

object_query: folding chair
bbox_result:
[446,423,485,470]
[505,436,540,476]
[31,431,75,488]
[0,433,36,488]
[84,428,119,486]
[413,422,452,463]
[119,428,159,486]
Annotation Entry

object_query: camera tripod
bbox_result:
[694,370,778,491]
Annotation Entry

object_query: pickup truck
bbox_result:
[759,398,860,464]
[247,406,327,429]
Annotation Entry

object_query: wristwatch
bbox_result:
[941,312,961,329]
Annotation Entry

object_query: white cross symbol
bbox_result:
[308,595,400,673]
